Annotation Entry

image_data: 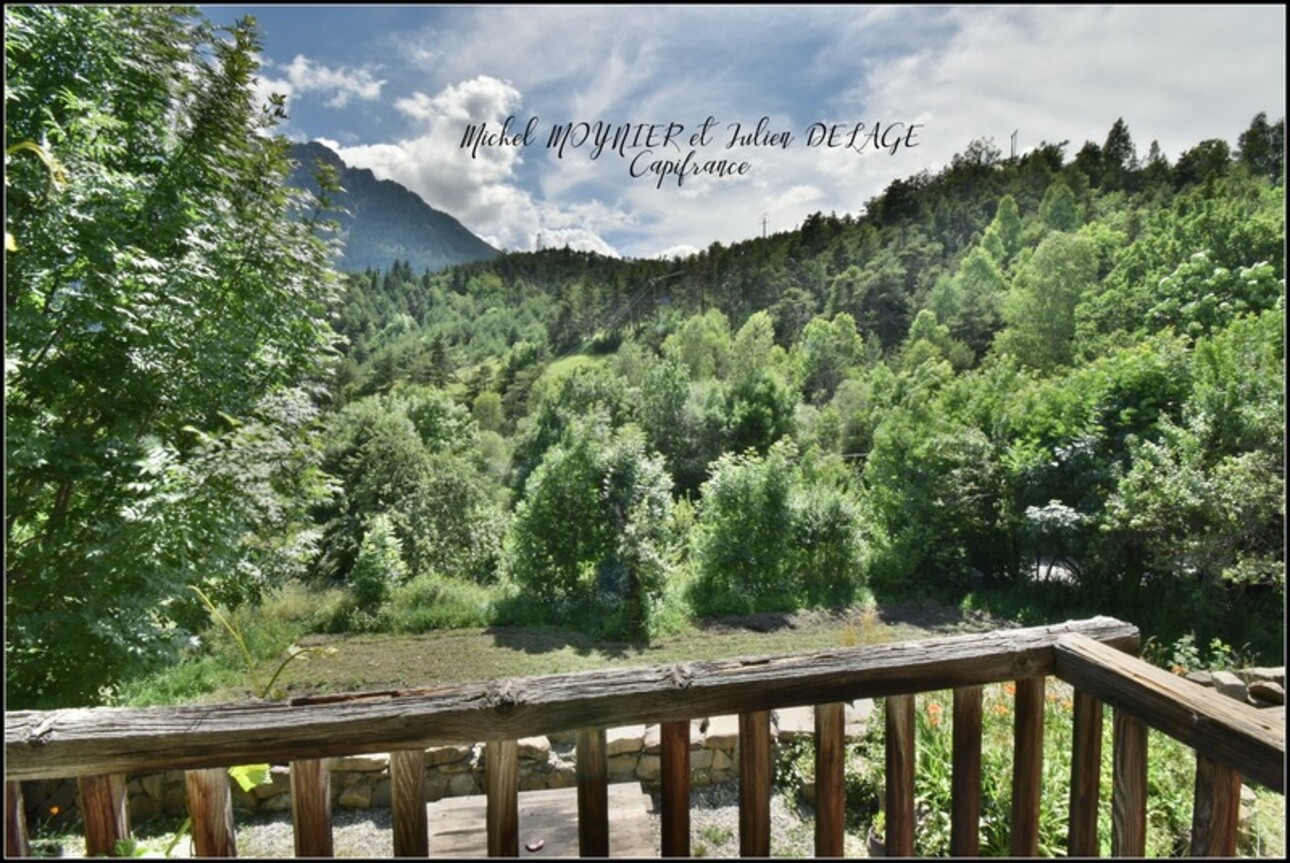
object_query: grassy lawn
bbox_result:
[206,601,1000,702]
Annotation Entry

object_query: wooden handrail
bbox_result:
[5,617,1139,782]
[9,617,1284,860]
[1053,633,1285,792]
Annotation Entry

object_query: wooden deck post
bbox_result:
[6,780,30,859]
[185,768,237,857]
[814,702,846,857]
[486,739,519,857]
[738,710,771,858]
[390,749,428,857]
[1111,709,1147,857]
[1190,754,1241,857]
[660,721,691,857]
[885,694,915,857]
[1010,678,1045,857]
[1067,689,1103,857]
[576,728,610,857]
[951,685,983,857]
[289,758,333,857]
[78,773,129,857]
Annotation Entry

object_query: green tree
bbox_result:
[1237,111,1285,183]
[997,232,1098,371]
[5,7,341,707]
[1038,176,1080,232]
[507,420,673,635]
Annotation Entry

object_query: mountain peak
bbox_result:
[289,141,498,274]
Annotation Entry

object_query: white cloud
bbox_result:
[274,54,385,109]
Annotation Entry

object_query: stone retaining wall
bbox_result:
[22,703,872,827]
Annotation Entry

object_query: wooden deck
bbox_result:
[429,784,659,858]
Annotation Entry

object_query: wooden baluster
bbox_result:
[6,780,30,859]
[577,728,610,857]
[1111,709,1147,857]
[290,758,333,857]
[1068,689,1104,857]
[185,768,237,857]
[79,773,129,857]
[814,703,845,857]
[738,710,771,858]
[391,749,428,857]
[660,721,690,857]
[885,694,915,857]
[1190,754,1241,857]
[486,740,519,857]
[1010,678,1045,857]
[951,685,983,857]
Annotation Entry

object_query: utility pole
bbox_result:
[761,213,768,239]
[1010,130,1019,160]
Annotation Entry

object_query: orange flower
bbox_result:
[49,806,60,816]
[927,702,943,726]
[1171,665,1185,676]
[1046,692,1059,703]
[994,704,1010,716]
[1004,683,1017,696]
[1060,699,1073,711]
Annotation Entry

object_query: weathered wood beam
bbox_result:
[576,728,609,857]
[659,721,690,857]
[950,685,982,857]
[6,618,1139,782]
[738,710,771,857]
[1067,688,1104,857]
[1190,754,1241,857]
[289,758,332,857]
[1111,710,1147,857]
[185,768,237,857]
[1054,633,1283,792]
[813,702,846,857]
[885,694,915,857]
[1010,677,1045,857]
[6,780,30,859]
[485,740,518,857]
[79,773,128,858]
[390,749,427,857]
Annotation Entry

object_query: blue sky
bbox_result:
[204,5,1286,259]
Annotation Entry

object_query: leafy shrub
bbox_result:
[691,440,865,614]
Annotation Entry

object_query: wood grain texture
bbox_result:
[289,758,332,858]
[6,780,30,859]
[1009,677,1044,857]
[738,710,771,858]
[659,721,690,857]
[950,685,982,858]
[485,739,518,857]
[575,728,609,857]
[813,702,845,858]
[185,768,236,857]
[390,749,427,857]
[1066,688,1103,857]
[78,773,128,858]
[6,618,1139,782]
[885,694,915,857]
[1190,754,1241,857]
[1054,633,1283,791]
[1111,710,1147,858]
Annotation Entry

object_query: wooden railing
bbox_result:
[4,616,1283,857]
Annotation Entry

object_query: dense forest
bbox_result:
[5,6,1285,710]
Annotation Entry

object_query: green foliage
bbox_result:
[1038,176,1080,231]
[506,420,674,636]
[4,7,342,708]
[691,440,866,613]
[997,231,1099,371]
[349,513,408,609]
